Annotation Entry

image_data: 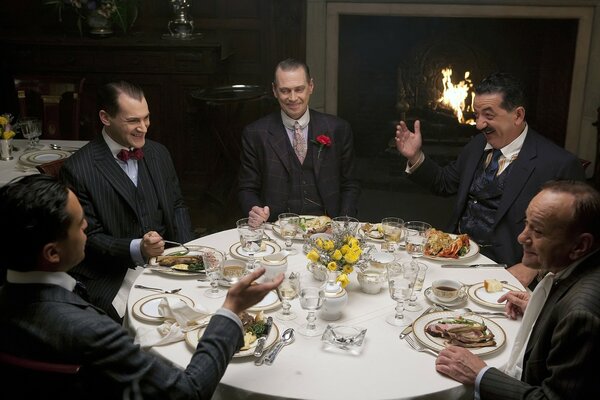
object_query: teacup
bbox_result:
[260,252,288,281]
[357,268,386,294]
[431,279,464,302]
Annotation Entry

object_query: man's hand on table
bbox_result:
[223,267,283,315]
[141,231,165,259]
[249,205,270,227]
[435,346,487,385]
[499,290,529,320]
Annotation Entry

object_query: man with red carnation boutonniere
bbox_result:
[239,58,360,225]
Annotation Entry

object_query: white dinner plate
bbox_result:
[185,317,280,358]
[359,223,384,242]
[272,215,328,240]
[247,291,280,312]
[132,293,195,323]
[19,149,71,167]
[412,311,506,356]
[149,245,221,277]
[422,239,480,262]
[424,287,467,306]
[467,282,522,309]
[229,240,281,260]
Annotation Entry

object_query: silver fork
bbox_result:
[405,335,438,357]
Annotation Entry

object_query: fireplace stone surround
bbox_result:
[306,0,600,174]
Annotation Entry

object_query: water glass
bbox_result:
[236,217,264,270]
[275,272,299,321]
[297,272,326,336]
[202,250,225,298]
[17,117,43,150]
[404,221,431,258]
[381,217,404,253]
[331,216,360,239]
[278,212,300,255]
[405,261,428,312]
[385,261,418,327]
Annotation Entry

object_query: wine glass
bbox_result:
[297,272,326,337]
[17,117,43,150]
[278,212,300,255]
[275,272,299,321]
[236,217,264,271]
[381,217,404,253]
[332,216,360,239]
[385,261,418,327]
[404,261,428,312]
[202,250,226,298]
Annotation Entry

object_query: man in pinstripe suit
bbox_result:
[0,175,282,398]
[435,180,600,399]
[239,58,360,225]
[61,81,194,322]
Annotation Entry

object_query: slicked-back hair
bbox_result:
[0,175,71,271]
[475,72,527,112]
[273,58,311,85]
[541,180,600,242]
[98,80,145,117]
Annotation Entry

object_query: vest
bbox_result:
[287,141,325,215]
[132,160,166,237]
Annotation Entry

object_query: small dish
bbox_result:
[467,282,522,309]
[424,286,467,306]
[359,223,384,242]
[321,324,367,355]
[132,293,195,323]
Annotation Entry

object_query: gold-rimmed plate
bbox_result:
[424,286,468,306]
[412,311,506,356]
[148,245,222,277]
[229,240,281,261]
[185,317,280,358]
[19,149,71,167]
[422,239,480,262]
[247,290,280,312]
[359,222,385,242]
[467,282,522,309]
[132,293,195,323]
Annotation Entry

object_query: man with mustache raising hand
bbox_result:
[394,72,585,289]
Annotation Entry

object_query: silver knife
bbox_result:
[253,316,273,357]
[441,263,507,268]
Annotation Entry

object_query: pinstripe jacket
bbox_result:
[480,250,600,399]
[0,283,242,399]
[60,136,193,318]
[238,109,361,220]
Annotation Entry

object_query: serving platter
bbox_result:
[422,239,480,262]
[412,311,506,356]
[19,149,71,167]
[185,317,280,358]
[148,245,221,277]
[467,282,522,309]
[132,293,195,323]
[229,240,281,261]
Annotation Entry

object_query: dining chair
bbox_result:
[14,76,86,140]
[36,158,66,178]
[0,351,80,374]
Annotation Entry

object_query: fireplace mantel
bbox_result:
[306,0,600,168]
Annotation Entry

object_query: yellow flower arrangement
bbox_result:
[0,114,16,140]
[306,235,364,288]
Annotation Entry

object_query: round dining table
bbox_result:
[127,227,524,400]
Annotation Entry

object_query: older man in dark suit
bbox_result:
[434,180,600,399]
[0,175,282,398]
[395,73,585,288]
[61,81,194,322]
[238,58,360,225]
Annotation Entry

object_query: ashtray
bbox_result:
[321,324,367,355]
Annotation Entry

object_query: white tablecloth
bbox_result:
[0,139,87,186]
[127,228,524,400]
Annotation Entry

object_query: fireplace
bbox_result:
[306,2,598,168]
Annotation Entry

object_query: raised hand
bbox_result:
[395,120,423,165]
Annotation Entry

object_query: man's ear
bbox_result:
[514,106,526,125]
[99,110,111,126]
[570,233,594,260]
[41,242,60,264]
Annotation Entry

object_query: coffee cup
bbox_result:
[357,268,385,294]
[431,279,464,302]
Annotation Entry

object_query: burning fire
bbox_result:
[437,68,475,125]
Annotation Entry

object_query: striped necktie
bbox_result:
[484,149,502,182]
[293,121,306,163]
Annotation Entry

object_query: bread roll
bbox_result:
[484,279,503,293]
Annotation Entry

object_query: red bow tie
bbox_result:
[117,148,144,162]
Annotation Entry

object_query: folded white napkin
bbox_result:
[135,297,210,349]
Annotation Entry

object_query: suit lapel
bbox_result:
[267,114,293,174]
[308,111,326,178]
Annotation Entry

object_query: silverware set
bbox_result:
[255,328,294,366]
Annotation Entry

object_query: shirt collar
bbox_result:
[6,270,77,292]
[102,128,134,160]
[484,123,528,159]
[281,109,310,130]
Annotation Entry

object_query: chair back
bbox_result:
[36,158,66,178]
[14,77,85,140]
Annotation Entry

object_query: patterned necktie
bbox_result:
[293,121,306,163]
[484,149,502,182]
[117,148,144,162]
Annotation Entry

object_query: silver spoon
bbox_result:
[262,328,295,366]
[49,143,80,152]
[134,284,182,294]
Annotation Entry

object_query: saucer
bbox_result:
[424,287,467,306]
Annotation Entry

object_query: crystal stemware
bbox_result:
[17,117,43,150]
[297,272,326,336]
[386,261,418,327]
[331,216,360,239]
[236,217,264,271]
[203,250,226,298]
[278,212,300,255]
[404,221,431,259]
[381,217,404,253]
[275,272,299,321]
[404,261,428,312]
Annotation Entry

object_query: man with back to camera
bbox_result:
[61,80,194,322]
[238,58,361,226]
[394,72,585,288]
[0,174,283,399]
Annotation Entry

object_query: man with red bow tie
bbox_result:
[61,80,193,322]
